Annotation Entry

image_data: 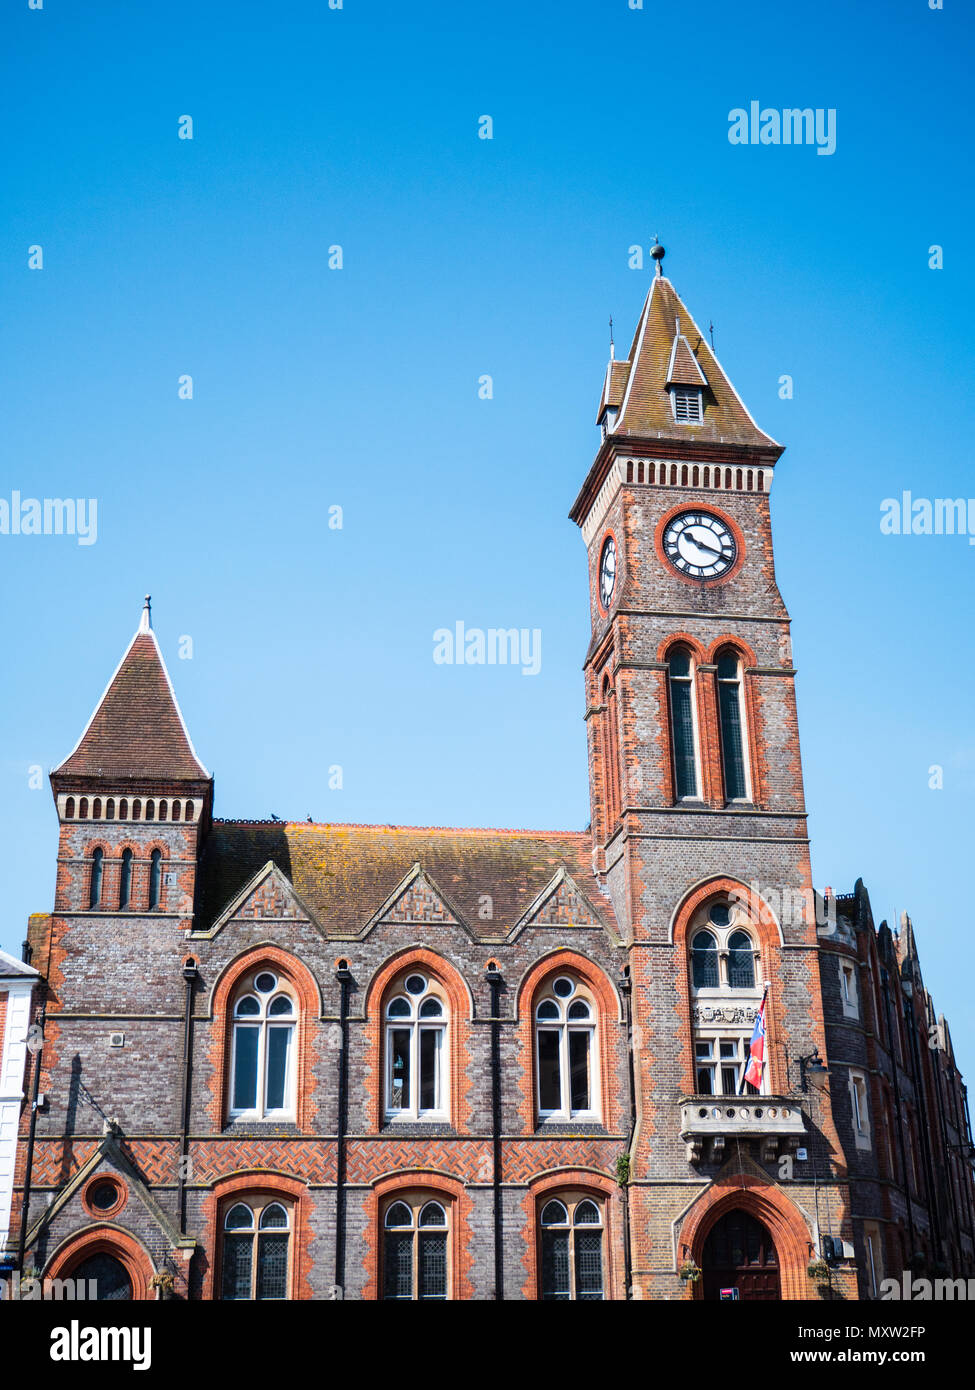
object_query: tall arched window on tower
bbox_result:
[148,850,162,910]
[688,900,762,1096]
[601,675,621,829]
[229,971,297,1120]
[716,649,749,801]
[118,849,132,909]
[384,971,449,1121]
[88,848,103,909]
[668,648,699,799]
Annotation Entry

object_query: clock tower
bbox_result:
[571,248,853,1299]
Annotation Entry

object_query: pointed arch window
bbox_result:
[668,648,700,799]
[148,850,162,910]
[88,848,104,909]
[601,675,622,830]
[539,1195,605,1300]
[717,649,749,801]
[535,975,598,1121]
[220,1199,292,1301]
[118,849,133,909]
[230,972,297,1120]
[727,929,756,988]
[382,1197,449,1301]
[384,973,448,1120]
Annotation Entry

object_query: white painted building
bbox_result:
[0,947,39,1258]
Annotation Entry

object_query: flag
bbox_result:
[742,991,767,1091]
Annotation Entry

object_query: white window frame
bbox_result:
[384,973,449,1122]
[382,1197,450,1301]
[849,1070,871,1149]
[694,1032,764,1097]
[538,1194,606,1301]
[229,974,297,1121]
[840,961,859,1018]
[220,1198,293,1301]
[668,649,704,802]
[534,977,600,1123]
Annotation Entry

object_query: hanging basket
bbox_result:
[678,1261,702,1283]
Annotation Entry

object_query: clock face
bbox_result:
[663,511,737,580]
[599,536,617,608]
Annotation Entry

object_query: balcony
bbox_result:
[678,1095,807,1164]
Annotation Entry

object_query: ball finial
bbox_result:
[650,237,666,275]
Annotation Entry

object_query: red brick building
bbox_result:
[7,255,974,1301]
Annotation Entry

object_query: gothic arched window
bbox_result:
[88,848,104,909]
[118,849,132,910]
[539,1195,605,1301]
[230,971,297,1120]
[717,649,749,801]
[384,972,448,1120]
[668,648,699,800]
[148,850,162,910]
[221,1199,292,1301]
[691,930,719,988]
[727,929,756,989]
[535,975,598,1121]
[382,1197,449,1301]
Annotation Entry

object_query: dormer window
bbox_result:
[671,386,703,423]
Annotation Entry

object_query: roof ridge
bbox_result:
[213,818,590,839]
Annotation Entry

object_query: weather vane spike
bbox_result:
[709,320,715,351]
[609,315,614,360]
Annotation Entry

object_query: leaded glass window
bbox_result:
[691,930,719,989]
[89,848,103,909]
[382,1198,449,1300]
[221,1200,292,1300]
[540,1196,605,1300]
[727,930,755,989]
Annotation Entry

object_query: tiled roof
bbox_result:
[53,627,209,783]
[197,820,617,940]
[604,276,778,448]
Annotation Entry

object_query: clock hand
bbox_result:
[685,535,723,558]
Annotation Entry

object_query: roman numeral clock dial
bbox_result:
[663,510,737,579]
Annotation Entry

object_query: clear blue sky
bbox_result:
[2,1,973,1069]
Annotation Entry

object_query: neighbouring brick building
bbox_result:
[7,251,974,1301]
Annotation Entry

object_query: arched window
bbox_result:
[118,849,133,909]
[601,675,621,829]
[159,800,168,821]
[668,648,699,799]
[384,972,448,1120]
[105,799,115,819]
[535,975,598,1121]
[539,1194,605,1300]
[145,800,155,821]
[65,797,75,819]
[80,797,89,819]
[727,929,756,989]
[119,799,128,820]
[230,972,297,1119]
[688,900,762,1096]
[93,798,102,819]
[148,850,162,910]
[184,801,194,821]
[220,1199,292,1300]
[717,649,749,801]
[382,1197,448,1301]
[89,849,103,909]
[691,930,719,988]
[132,800,141,821]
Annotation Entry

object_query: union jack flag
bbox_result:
[742,990,767,1091]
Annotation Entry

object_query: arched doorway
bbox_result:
[701,1208,780,1301]
[71,1253,133,1300]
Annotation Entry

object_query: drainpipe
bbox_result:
[176,958,198,1237]
[927,1020,962,1269]
[334,959,352,1295]
[16,1001,46,1284]
[485,962,504,1301]
[618,966,636,1300]
[880,968,915,1260]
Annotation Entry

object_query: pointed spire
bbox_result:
[53,603,209,782]
[594,255,782,453]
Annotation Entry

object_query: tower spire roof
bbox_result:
[53,599,209,782]
[596,270,781,452]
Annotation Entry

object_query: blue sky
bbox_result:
[2,1,973,1067]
